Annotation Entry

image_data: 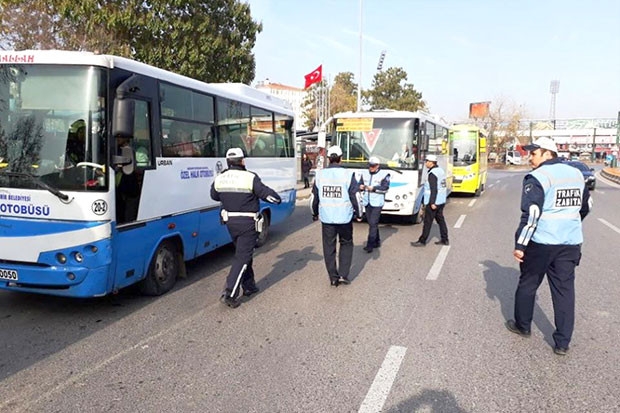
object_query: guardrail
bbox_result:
[601,168,620,185]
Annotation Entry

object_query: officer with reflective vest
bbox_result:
[506,137,591,356]
[359,156,391,253]
[211,147,281,308]
[311,145,361,286]
[411,154,449,247]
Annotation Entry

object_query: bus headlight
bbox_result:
[73,252,84,263]
[56,253,67,264]
[402,194,407,200]
[395,195,400,200]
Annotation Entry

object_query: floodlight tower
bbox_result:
[377,50,386,72]
[549,80,560,129]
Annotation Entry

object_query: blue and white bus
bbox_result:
[325,110,452,223]
[0,50,296,298]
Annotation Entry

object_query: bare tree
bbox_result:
[477,96,528,153]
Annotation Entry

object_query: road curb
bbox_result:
[601,168,620,184]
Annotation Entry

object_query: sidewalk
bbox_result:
[296,181,313,200]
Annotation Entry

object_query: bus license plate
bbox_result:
[0,268,18,281]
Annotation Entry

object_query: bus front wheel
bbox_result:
[139,239,179,296]
[474,183,484,197]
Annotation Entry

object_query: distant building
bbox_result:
[255,79,308,131]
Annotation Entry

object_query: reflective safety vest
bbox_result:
[423,167,447,205]
[361,169,390,207]
[530,163,584,245]
[315,167,354,224]
[214,169,254,194]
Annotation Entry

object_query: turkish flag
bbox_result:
[304,65,323,89]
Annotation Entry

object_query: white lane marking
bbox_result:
[468,199,477,207]
[488,184,494,188]
[426,246,451,280]
[597,190,605,195]
[359,346,407,413]
[454,214,466,228]
[599,218,620,235]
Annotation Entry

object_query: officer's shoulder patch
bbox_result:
[524,183,533,194]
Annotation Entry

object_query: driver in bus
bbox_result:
[59,119,86,168]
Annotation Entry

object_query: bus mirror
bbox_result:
[112,98,135,139]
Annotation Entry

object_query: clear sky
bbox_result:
[246,0,620,122]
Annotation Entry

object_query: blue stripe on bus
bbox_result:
[0,217,106,237]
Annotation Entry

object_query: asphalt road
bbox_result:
[1,168,619,413]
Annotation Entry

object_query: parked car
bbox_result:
[565,160,596,190]
[506,150,522,165]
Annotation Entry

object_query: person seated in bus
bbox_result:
[171,123,198,157]
[60,119,86,168]
[392,144,411,165]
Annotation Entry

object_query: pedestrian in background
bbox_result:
[211,148,282,308]
[505,137,591,355]
[359,156,390,253]
[411,154,449,247]
[311,146,361,286]
[301,153,313,188]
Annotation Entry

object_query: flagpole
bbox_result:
[357,0,362,112]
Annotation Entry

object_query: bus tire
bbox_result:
[405,205,424,225]
[415,205,425,224]
[474,186,481,197]
[256,212,270,248]
[139,239,179,296]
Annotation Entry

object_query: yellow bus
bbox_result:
[449,124,488,196]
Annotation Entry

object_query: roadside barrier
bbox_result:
[601,168,620,184]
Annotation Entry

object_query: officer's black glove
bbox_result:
[312,215,319,222]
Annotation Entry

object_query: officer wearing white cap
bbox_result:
[505,137,591,356]
[359,156,391,253]
[311,145,362,286]
[411,154,449,247]
[211,147,282,308]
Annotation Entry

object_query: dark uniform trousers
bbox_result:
[224,217,258,297]
[420,203,448,243]
[321,221,353,281]
[365,205,382,248]
[514,241,581,348]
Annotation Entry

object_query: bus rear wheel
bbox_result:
[139,239,179,296]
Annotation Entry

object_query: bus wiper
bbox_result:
[0,171,70,201]
[377,163,403,174]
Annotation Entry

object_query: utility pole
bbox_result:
[592,127,597,162]
[357,0,363,112]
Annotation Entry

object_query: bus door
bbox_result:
[416,119,427,187]
[110,74,159,291]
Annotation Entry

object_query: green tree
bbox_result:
[1,0,262,84]
[364,67,426,112]
[329,72,357,115]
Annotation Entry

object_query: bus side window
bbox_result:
[133,101,152,167]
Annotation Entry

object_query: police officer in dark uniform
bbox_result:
[211,148,281,308]
[311,145,361,286]
[359,156,390,253]
[505,137,591,355]
[411,154,449,247]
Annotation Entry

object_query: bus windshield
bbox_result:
[336,117,416,169]
[0,65,107,191]
[450,129,477,165]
